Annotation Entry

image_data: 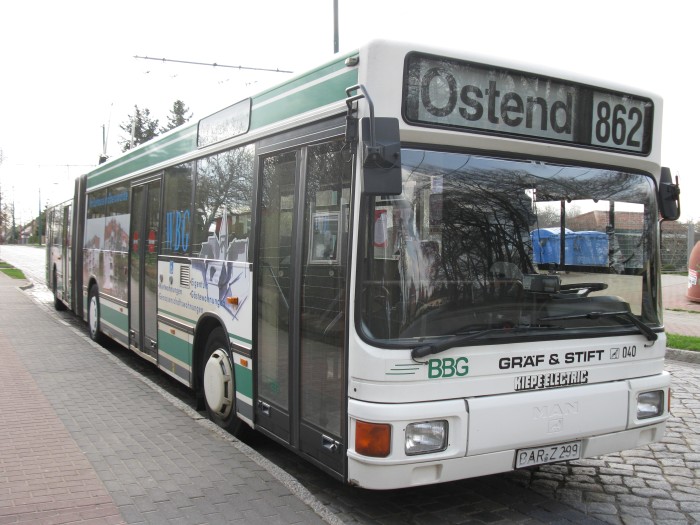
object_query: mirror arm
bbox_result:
[345,84,374,146]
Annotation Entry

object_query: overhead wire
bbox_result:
[133,55,293,74]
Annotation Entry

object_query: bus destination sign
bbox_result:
[198,98,251,148]
[404,53,652,154]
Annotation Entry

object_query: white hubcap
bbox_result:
[89,297,98,334]
[203,349,233,417]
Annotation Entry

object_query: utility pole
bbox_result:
[38,187,42,246]
[333,0,339,53]
[11,186,16,244]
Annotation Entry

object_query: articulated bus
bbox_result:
[46,40,681,489]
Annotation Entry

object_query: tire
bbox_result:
[87,284,105,344]
[201,327,248,437]
[52,268,67,311]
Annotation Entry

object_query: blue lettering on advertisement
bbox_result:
[89,191,129,209]
[165,209,190,253]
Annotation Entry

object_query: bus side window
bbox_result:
[194,145,254,260]
[162,162,194,256]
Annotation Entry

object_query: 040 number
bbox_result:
[594,101,644,149]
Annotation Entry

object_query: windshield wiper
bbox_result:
[537,311,658,342]
[411,326,558,359]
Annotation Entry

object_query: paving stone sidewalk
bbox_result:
[0,273,332,525]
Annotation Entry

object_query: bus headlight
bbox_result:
[637,390,664,419]
[405,420,448,455]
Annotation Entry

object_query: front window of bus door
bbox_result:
[360,149,658,346]
[258,151,297,411]
[300,140,351,437]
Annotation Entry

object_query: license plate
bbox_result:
[515,440,581,468]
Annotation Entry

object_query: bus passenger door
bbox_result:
[59,204,72,305]
[129,177,161,361]
[256,134,350,477]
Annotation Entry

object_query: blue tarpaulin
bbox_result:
[531,228,608,266]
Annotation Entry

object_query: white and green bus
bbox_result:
[46,40,681,489]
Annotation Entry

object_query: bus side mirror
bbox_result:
[361,117,402,195]
[658,167,681,221]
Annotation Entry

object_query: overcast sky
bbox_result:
[0,0,696,224]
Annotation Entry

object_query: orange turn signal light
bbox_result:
[355,420,391,457]
[226,296,239,306]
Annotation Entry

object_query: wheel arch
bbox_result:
[192,313,229,391]
[86,276,99,296]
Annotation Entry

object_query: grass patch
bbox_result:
[0,260,27,279]
[667,333,700,352]
[1,268,26,279]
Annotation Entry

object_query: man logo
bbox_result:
[548,418,564,433]
[533,402,579,420]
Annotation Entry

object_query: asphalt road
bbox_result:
[2,244,698,524]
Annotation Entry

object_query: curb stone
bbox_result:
[665,348,700,364]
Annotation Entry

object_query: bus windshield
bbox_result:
[359,148,660,346]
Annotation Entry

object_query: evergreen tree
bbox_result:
[161,100,192,133]
[119,105,160,152]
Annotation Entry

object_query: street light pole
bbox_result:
[333,0,339,53]
[11,186,16,244]
[38,187,42,246]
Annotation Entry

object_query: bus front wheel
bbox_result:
[201,327,247,437]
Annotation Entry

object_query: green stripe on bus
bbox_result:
[158,308,251,345]
[87,126,197,189]
[234,363,253,398]
[101,302,128,331]
[157,329,192,366]
[84,53,358,191]
[252,51,357,105]
[228,331,252,345]
[250,69,358,130]
[158,308,196,325]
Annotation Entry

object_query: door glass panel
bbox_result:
[129,186,144,348]
[63,205,71,302]
[300,141,351,437]
[258,151,297,410]
[144,181,161,352]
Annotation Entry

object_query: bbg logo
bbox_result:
[428,357,469,379]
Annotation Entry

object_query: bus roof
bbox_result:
[85,40,663,191]
[86,48,360,190]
